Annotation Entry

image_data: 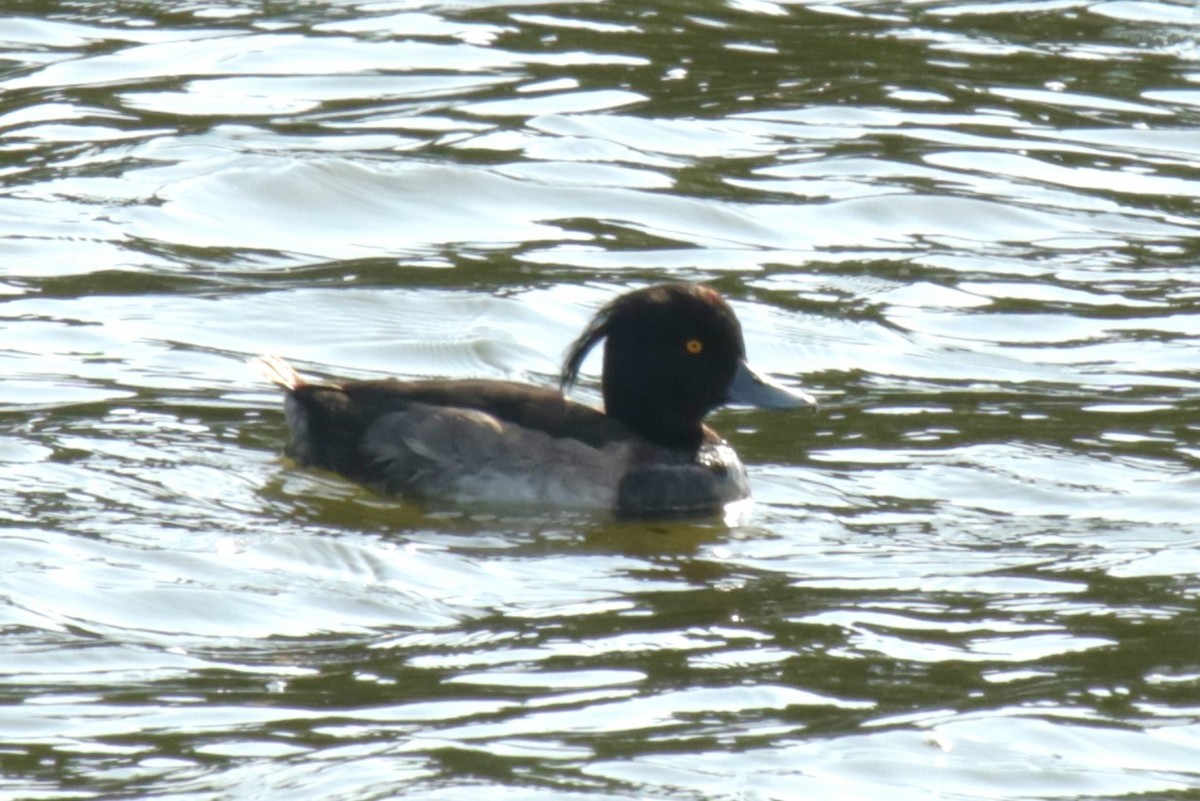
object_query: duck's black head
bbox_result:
[561,283,814,451]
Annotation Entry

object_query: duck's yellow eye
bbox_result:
[686,339,703,354]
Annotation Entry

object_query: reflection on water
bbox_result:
[2,1,1200,799]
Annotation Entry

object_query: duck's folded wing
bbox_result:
[279,377,636,508]
[362,404,629,507]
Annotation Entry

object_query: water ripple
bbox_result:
[3,1,1200,799]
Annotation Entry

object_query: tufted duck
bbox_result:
[257,283,815,516]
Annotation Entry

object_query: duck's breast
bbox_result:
[616,439,750,516]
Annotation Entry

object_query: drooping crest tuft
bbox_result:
[560,305,611,392]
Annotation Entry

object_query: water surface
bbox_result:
[2,1,1200,799]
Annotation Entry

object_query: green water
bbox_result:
[2,1,1200,798]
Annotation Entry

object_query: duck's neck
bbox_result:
[606,396,706,452]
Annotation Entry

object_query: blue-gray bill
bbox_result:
[727,359,818,409]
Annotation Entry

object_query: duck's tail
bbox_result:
[253,354,306,391]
